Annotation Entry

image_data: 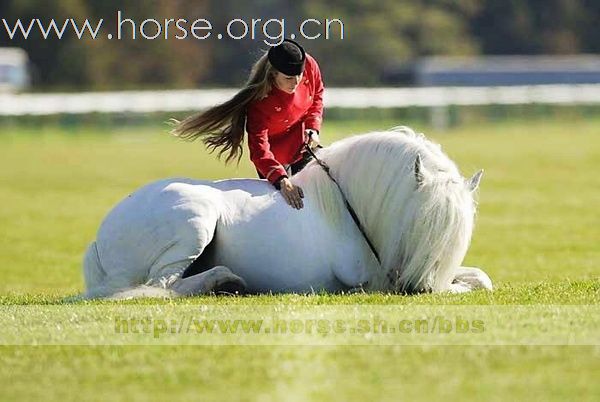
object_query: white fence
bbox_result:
[2,84,600,116]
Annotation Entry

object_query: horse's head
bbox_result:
[379,150,485,293]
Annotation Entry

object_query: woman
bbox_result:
[171,39,324,210]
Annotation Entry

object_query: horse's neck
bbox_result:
[301,146,407,283]
[339,168,401,261]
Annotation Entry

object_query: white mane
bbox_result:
[295,127,477,293]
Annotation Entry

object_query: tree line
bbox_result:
[1,0,599,89]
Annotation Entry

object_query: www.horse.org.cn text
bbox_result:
[1,12,345,45]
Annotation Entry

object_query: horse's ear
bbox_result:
[414,154,427,187]
[467,170,484,192]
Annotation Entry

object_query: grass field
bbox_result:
[0,117,599,401]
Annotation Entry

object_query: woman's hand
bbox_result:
[305,129,320,149]
[278,177,304,209]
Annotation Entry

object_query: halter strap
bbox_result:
[303,144,382,265]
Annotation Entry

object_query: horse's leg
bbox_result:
[449,266,493,293]
[98,265,247,300]
[168,266,247,296]
[145,208,221,292]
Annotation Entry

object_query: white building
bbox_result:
[0,48,30,92]
[384,55,600,87]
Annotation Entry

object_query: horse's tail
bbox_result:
[82,241,107,298]
[395,181,475,293]
[81,241,175,299]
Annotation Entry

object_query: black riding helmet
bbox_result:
[268,39,306,76]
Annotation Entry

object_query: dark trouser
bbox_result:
[256,150,315,180]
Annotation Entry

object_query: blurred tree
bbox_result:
[0,0,89,88]
[1,0,600,89]
[0,0,213,89]
[302,0,479,85]
[82,0,213,89]
[579,0,600,53]
[204,0,303,86]
[470,0,593,54]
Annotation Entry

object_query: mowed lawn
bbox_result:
[0,117,599,401]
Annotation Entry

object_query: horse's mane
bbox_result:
[295,127,477,292]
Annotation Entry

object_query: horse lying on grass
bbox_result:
[82,127,492,299]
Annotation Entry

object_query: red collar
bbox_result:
[270,84,296,98]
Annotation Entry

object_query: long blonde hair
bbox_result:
[170,52,276,163]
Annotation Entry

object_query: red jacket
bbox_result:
[246,53,324,184]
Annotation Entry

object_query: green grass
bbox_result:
[0,117,599,401]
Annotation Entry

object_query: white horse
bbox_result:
[82,127,492,299]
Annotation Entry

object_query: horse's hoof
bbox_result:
[212,266,247,295]
[214,280,246,295]
[451,267,493,292]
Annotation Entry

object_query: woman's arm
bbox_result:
[303,55,324,133]
[246,104,288,184]
[247,103,305,209]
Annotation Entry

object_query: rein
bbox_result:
[303,144,382,265]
